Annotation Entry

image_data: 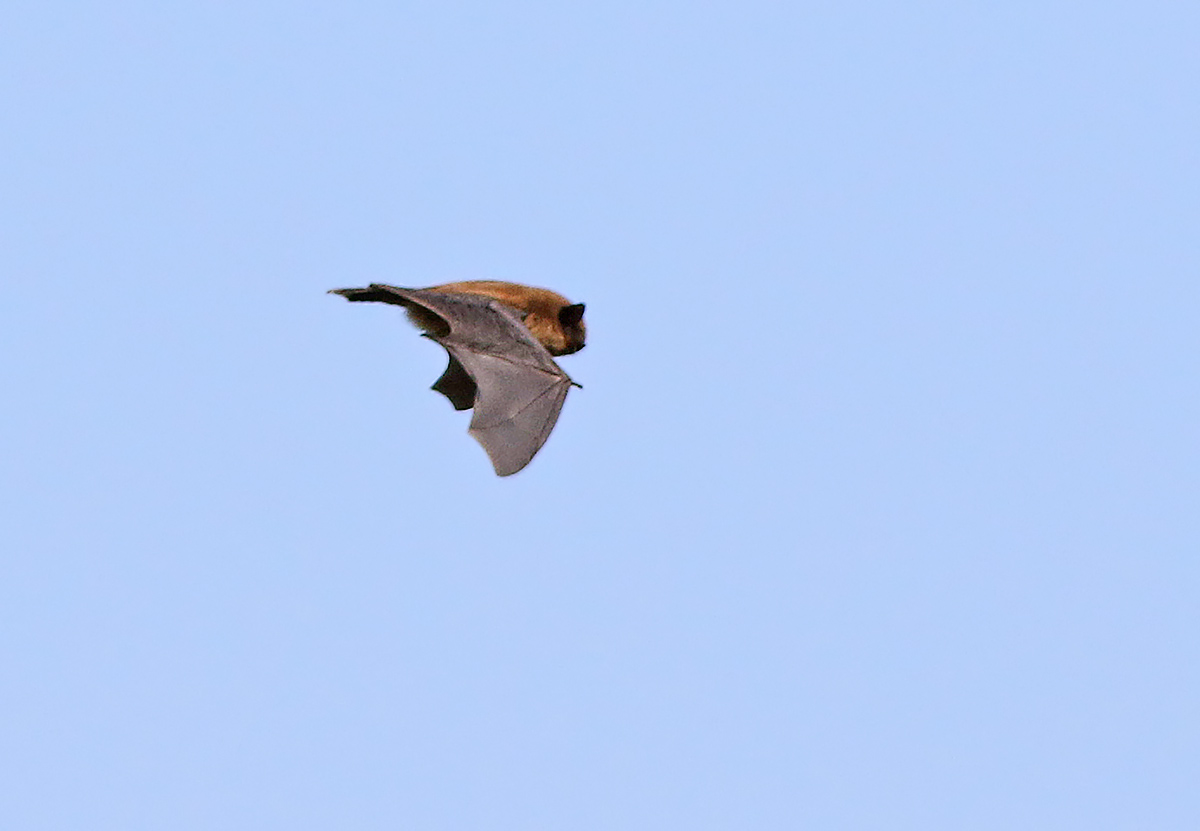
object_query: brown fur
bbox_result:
[428,280,586,356]
[401,304,450,338]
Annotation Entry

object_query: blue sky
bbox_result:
[3,2,1198,828]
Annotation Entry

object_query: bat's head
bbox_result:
[557,303,587,354]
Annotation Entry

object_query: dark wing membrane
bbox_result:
[329,284,451,337]
[431,355,476,411]
[328,284,418,306]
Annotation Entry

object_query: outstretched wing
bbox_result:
[329,284,576,476]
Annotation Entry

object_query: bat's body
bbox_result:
[329,281,586,476]
[427,281,586,356]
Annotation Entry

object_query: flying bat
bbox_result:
[329,281,586,476]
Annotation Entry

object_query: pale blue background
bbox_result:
[2,2,1197,829]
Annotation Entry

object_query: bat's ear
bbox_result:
[558,303,586,327]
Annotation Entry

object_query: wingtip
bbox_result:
[490,454,533,477]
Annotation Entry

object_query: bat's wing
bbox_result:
[329,284,576,476]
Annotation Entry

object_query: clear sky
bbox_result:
[3,2,1197,829]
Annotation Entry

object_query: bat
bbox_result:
[329,281,586,476]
